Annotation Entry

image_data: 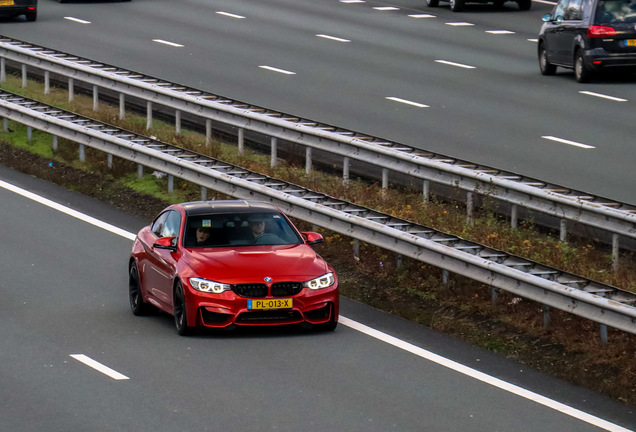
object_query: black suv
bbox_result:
[0,0,37,22]
[539,0,636,82]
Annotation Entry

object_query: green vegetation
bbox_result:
[1,75,635,406]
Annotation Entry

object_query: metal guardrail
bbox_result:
[1,35,635,259]
[1,90,635,336]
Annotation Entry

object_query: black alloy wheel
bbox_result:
[539,44,557,75]
[129,261,152,316]
[174,281,191,336]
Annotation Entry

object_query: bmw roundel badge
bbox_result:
[264,277,273,283]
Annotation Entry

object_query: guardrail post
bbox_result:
[542,305,551,328]
[467,192,474,226]
[21,64,27,88]
[491,286,499,307]
[92,85,99,111]
[423,180,430,202]
[396,253,402,270]
[119,94,125,119]
[238,128,244,156]
[205,119,212,148]
[270,137,277,168]
[560,219,567,242]
[382,168,389,199]
[201,186,207,201]
[2,118,7,132]
[511,204,518,229]
[353,239,360,261]
[306,147,312,175]
[44,71,50,95]
[68,78,74,102]
[442,269,449,285]
[146,101,152,129]
[79,144,85,162]
[0,57,5,82]
[612,233,620,272]
[137,164,143,179]
[343,157,350,187]
[168,175,174,194]
[600,324,608,345]
[27,126,32,142]
[175,110,181,135]
[107,154,113,169]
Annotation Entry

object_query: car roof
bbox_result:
[180,200,280,216]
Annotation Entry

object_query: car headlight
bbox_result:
[303,272,335,290]
[189,277,231,294]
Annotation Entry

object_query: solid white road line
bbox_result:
[542,136,595,149]
[64,17,91,24]
[579,91,627,102]
[0,179,631,432]
[316,34,351,43]
[339,317,632,432]
[70,354,129,380]
[386,97,429,108]
[152,39,184,48]
[435,59,476,69]
[259,65,296,75]
[0,179,136,240]
[216,11,246,19]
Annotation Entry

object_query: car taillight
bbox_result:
[587,26,616,37]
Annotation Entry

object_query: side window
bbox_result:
[151,210,182,238]
[553,0,570,17]
[151,212,169,237]
[565,0,583,19]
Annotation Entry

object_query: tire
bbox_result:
[129,261,152,316]
[25,11,37,21]
[574,49,592,83]
[539,43,557,75]
[517,0,531,10]
[427,0,440,7]
[493,0,505,8]
[450,0,465,12]
[174,281,192,336]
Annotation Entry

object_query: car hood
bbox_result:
[184,244,329,283]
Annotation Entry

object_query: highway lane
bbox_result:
[1,0,636,205]
[1,166,635,431]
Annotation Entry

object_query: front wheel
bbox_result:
[174,281,192,336]
[574,50,592,83]
[539,44,557,75]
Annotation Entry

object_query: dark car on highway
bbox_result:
[426,0,531,12]
[539,0,636,82]
[0,0,37,21]
[129,200,339,335]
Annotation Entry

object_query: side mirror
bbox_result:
[154,236,177,252]
[542,13,552,22]
[302,232,324,245]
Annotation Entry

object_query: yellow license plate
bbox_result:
[0,0,15,5]
[248,298,292,310]
[625,39,636,46]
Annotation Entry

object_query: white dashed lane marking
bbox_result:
[579,91,627,102]
[435,60,476,69]
[70,355,129,380]
[259,65,296,75]
[64,17,91,24]
[542,136,595,149]
[386,97,429,108]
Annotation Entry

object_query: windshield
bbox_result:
[595,0,636,23]
[184,212,303,248]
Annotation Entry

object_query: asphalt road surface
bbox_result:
[0,165,634,431]
[1,0,636,204]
